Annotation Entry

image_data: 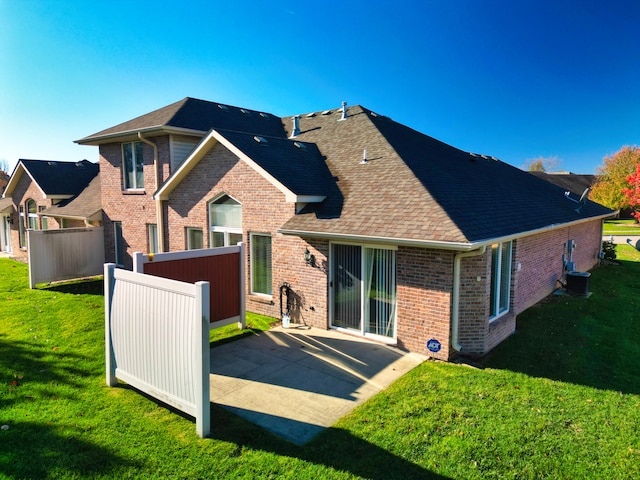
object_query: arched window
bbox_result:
[209,195,242,247]
[26,199,39,231]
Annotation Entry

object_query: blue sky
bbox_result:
[1,0,639,175]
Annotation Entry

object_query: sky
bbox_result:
[1,0,639,175]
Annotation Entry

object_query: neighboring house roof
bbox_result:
[39,174,102,222]
[529,171,596,196]
[3,159,99,199]
[75,97,286,145]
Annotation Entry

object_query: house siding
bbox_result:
[8,173,63,262]
[99,136,173,268]
[166,142,330,326]
[396,247,454,360]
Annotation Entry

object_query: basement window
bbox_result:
[490,241,512,321]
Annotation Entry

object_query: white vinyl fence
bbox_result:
[104,264,211,438]
[27,227,105,288]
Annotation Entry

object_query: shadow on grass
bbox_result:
[0,421,140,478]
[209,404,451,480]
[0,335,94,409]
[481,261,640,395]
[40,278,104,296]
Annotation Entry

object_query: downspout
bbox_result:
[451,245,487,352]
[137,132,165,252]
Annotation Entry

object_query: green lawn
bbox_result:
[1,252,639,479]
[603,219,640,235]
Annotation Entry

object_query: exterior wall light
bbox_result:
[304,248,316,267]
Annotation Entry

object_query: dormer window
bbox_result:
[122,141,144,190]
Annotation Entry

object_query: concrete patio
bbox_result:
[210,326,426,445]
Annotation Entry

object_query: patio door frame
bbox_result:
[329,242,397,343]
[0,214,11,253]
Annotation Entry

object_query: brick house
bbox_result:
[1,159,100,261]
[77,98,614,360]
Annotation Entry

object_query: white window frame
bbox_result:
[489,241,512,321]
[186,227,203,250]
[113,221,125,267]
[122,141,144,190]
[26,199,38,231]
[18,206,25,248]
[250,233,272,297]
[147,224,158,254]
[38,206,48,230]
[209,194,242,247]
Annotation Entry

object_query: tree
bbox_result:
[0,159,9,176]
[522,156,561,172]
[590,146,640,212]
[622,163,640,220]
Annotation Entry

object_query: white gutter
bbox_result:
[75,126,206,145]
[451,245,486,352]
[279,211,615,252]
[137,132,165,252]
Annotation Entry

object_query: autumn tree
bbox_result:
[590,146,640,211]
[622,164,640,220]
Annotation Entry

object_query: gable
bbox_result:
[155,129,331,204]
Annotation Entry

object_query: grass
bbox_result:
[603,219,640,235]
[1,251,639,479]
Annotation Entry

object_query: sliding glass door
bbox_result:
[331,244,397,339]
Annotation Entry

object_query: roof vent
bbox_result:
[217,104,229,110]
[253,135,268,144]
[321,109,332,115]
[293,141,307,150]
[47,161,57,166]
[290,115,300,138]
[259,112,269,118]
[306,112,316,117]
[240,108,248,115]
[339,101,348,121]
[360,148,368,164]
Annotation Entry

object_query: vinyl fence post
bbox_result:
[238,242,246,329]
[133,252,144,273]
[194,280,211,438]
[104,263,118,387]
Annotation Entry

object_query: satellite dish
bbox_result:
[579,187,590,203]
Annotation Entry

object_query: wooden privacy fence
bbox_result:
[104,264,211,438]
[27,227,105,288]
[133,245,246,330]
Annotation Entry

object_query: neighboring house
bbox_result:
[1,159,100,261]
[529,171,596,196]
[76,98,614,360]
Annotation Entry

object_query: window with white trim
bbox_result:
[490,241,512,320]
[122,141,144,190]
[209,195,242,247]
[148,224,158,254]
[113,221,125,267]
[38,206,48,230]
[26,199,38,231]
[18,206,25,248]
[186,227,203,250]
[251,233,272,296]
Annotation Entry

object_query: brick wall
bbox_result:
[166,142,330,325]
[8,174,61,262]
[396,247,454,360]
[99,138,172,268]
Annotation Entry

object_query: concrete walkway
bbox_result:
[210,326,426,445]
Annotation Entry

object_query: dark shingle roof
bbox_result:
[280,106,613,244]
[77,97,286,143]
[215,130,335,198]
[19,160,99,196]
[40,174,101,220]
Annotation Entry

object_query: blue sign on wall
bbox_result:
[426,338,442,353]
